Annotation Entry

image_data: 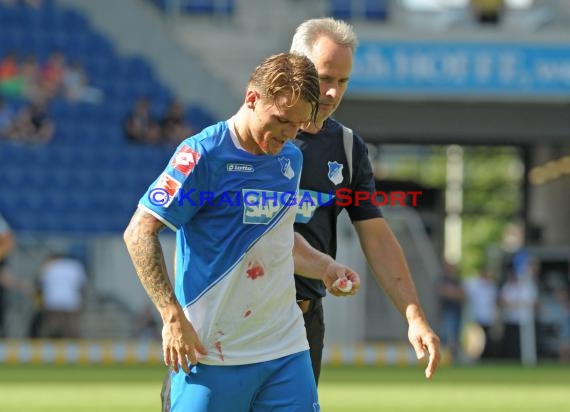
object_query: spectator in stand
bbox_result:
[10,99,55,145]
[19,55,42,101]
[40,51,66,100]
[124,97,162,144]
[1,53,50,101]
[437,262,465,362]
[0,52,19,82]
[160,99,193,145]
[464,267,500,359]
[0,52,23,99]
[63,61,104,104]
[38,253,88,339]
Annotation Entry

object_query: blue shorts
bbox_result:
[170,350,319,412]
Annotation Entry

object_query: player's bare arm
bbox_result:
[354,217,441,379]
[293,232,360,296]
[124,207,175,308]
[124,207,207,373]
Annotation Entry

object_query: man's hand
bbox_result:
[322,261,360,297]
[161,307,208,374]
[407,317,441,379]
[293,233,360,296]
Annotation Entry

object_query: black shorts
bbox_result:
[300,298,324,385]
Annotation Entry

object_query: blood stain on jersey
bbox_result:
[171,144,201,176]
[213,341,224,362]
[246,261,265,280]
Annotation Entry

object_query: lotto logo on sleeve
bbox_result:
[172,144,201,176]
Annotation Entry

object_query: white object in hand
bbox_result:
[333,278,353,293]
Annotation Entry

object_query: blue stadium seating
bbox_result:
[0,1,212,234]
[329,0,388,21]
[148,0,236,15]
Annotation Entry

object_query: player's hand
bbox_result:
[408,318,441,379]
[162,311,208,374]
[323,262,360,297]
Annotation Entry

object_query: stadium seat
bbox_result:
[329,0,388,21]
[365,0,388,20]
[329,0,352,19]
[0,2,215,234]
[148,0,235,15]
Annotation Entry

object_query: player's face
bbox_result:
[248,92,312,155]
[309,36,353,126]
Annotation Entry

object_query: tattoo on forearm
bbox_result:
[125,210,175,309]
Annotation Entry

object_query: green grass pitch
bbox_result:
[0,363,569,411]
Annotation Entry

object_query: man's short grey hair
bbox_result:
[290,18,358,58]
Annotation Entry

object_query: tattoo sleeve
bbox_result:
[124,208,176,309]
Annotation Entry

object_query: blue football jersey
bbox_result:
[139,120,308,365]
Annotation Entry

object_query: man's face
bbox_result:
[309,36,353,125]
[248,92,312,155]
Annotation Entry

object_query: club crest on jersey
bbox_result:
[278,156,295,180]
[327,161,344,185]
[171,144,201,176]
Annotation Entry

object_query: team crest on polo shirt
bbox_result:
[278,156,294,180]
[327,161,343,185]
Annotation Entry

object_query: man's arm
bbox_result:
[293,233,360,296]
[0,230,14,262]
[123,207,206,373]
[354,217,441,378]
